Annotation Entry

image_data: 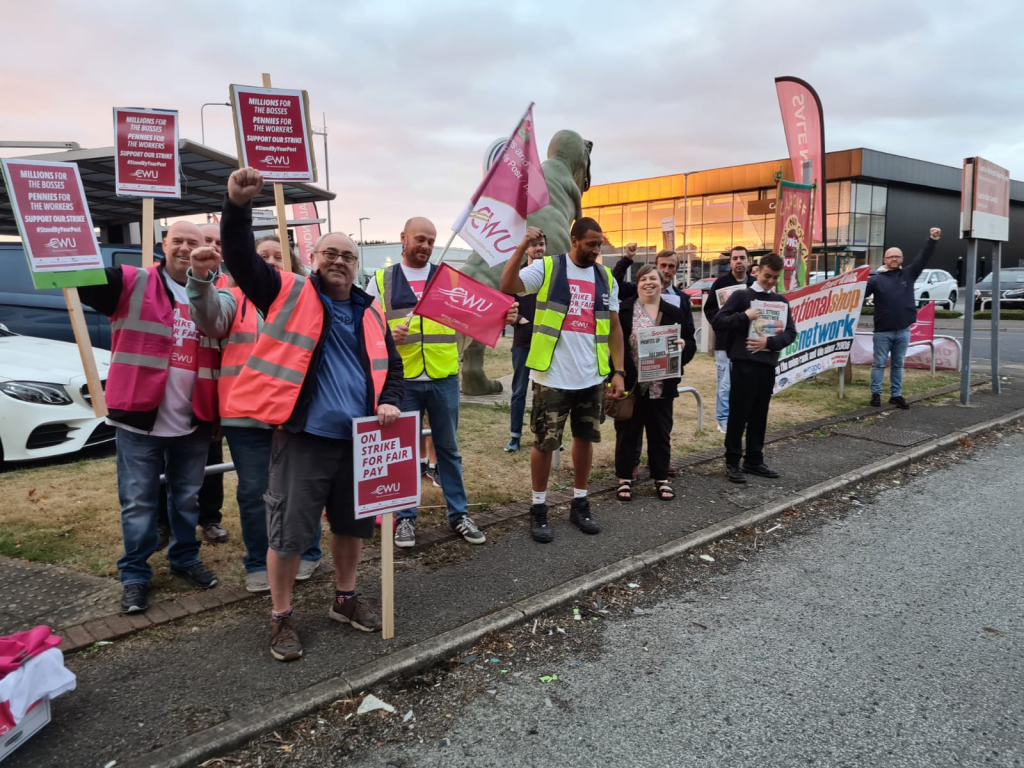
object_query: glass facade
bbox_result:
[583,179,888,284]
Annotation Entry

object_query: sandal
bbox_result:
[655,480,675,501]
[616,480,633,502]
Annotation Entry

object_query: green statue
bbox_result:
[459,129,593,395]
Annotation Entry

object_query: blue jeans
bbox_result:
[397,376,468,523]
[871,327,912,397]
[510,347,530,438]
[222,426,321,573]
[715,350,731,423]
[116,425,211,586]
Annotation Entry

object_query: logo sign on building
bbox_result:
[230,84,316,182]
[661,216,675,251]
[773,180,814,292]
[353,412,421,519]
[414,262,515,347]
[1,159,104,284]
[113,107,180,198]
[774,266,870,393]
[961,156,1010,242]
[291,202,321,267]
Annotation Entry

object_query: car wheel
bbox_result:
[948,291,957,308]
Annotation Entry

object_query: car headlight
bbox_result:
[0,381,74,405]
[974,291,981,298]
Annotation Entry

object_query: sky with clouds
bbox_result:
[2,0,1021,243]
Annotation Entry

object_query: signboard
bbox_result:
[661,216,675,251]
[748,199,777,216]
[113,107,180,198]
[1,159,105,287]
[961,156,1010,242]
[353,412,421,518]
[291,202,321,267]
[229,84,316,182]
[774,266,869,393]
[774,180,814,292]
[414,262,515,347]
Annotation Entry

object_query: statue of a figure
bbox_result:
[459,130,593,395]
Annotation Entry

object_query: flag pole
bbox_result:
[433,230,459,266]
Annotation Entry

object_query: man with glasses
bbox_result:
[219,167,405,661]
[367,217,516,549]
[865,228,941,409]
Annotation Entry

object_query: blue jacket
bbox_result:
[865,238,937,332]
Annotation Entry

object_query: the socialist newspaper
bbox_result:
[748,300,788,347]
[636,324,682,382]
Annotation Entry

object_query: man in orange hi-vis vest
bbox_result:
[220,167,405,662]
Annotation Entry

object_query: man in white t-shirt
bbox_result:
[367,218,515,549]
[500,218,625,544]
[77,221,221,615]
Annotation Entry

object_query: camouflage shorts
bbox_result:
[530,382,605,452]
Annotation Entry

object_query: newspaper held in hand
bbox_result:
[748,300,788,351]
[636,324,682,382]
[716,283,746,307]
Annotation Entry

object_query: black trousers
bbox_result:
[157,438,224,528]
[725,360,775,468]
[615,395,673,480]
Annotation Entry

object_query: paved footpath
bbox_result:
[7,376,1024,768]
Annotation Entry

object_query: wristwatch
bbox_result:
[614,370,626,378]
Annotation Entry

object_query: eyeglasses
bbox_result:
[316,249,358,265]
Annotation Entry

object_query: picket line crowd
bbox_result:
[79,166,941,662]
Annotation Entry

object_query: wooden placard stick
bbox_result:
[380,511,395,640]
[262,72,292,273]
[141,197,155,269]
[64,287,108,417]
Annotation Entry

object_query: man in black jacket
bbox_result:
[864,228,941,409]
[713,252,798,484]
[611,243,686,300]
[703,246,753,433]
[221,168,405,661]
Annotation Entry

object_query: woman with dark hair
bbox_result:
[255,234,307,275]
[615,264,696,502]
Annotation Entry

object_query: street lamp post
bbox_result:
[200,102,231,146]
[358,217,370,262]
[311,112,331,231]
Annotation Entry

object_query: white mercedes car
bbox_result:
[0,326,113,463]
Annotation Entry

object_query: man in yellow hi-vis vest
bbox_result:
[500,218,625,544]
[368,217,518,549]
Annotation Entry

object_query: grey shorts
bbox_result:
[264,429,374,557]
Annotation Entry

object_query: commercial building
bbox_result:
[582,148,1023,284]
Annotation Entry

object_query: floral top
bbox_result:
[630,301,663,399]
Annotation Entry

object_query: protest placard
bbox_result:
[353,411,421,641]
[774,266,870,393]
[414,262,515,347]
[636,324,682,383]
[291,202,321,267]
[113,107,181,268]
[1,158,109,416]
[230,74,318,273]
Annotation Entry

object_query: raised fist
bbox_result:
[228,167,265,206]
[930,227,941,240]
[190,246,222,281]
[523,226,544,247]
[625,242,638,259]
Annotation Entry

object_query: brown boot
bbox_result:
[270,616,302,661]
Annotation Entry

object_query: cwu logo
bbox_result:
[371,482,401,496]
[132,169,160,179]
[44,237,76,249]
[262,155,291,166]
[466,206,517,254]
[436,284,493,313]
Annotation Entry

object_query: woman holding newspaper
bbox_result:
[614,265,697,502]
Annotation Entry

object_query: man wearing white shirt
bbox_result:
[501,219,625,544]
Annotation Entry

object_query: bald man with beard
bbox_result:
[366,218,517,549]
[77,220,221,615]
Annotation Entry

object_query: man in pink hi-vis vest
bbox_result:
[78,221,221,616]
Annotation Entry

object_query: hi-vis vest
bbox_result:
[106,265,219,420]
[225,272,389,426]
[375,264,458,379]
[217,287,259,418]
[525,254,612,376]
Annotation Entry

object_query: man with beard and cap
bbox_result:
[219,167,405,661]
[77,221,222,615]
[366,217,517,549]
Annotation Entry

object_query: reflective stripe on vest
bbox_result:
[375,265,458,379]
[525,255,612,376]
[106,265,219,420]
[225,273,390,425]
[217,287,260,417]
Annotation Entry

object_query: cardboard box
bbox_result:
[0,699,51,763]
